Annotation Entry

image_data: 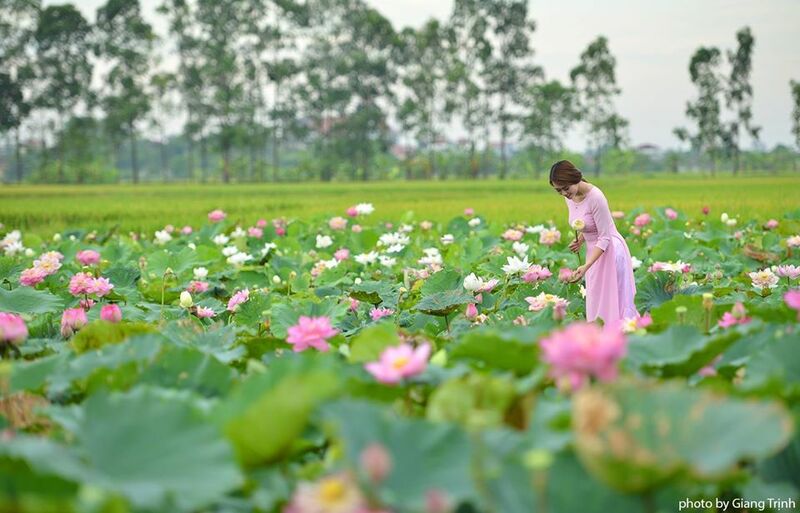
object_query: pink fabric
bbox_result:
[567,187,637,324]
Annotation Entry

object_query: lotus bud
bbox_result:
[180,291,193,308]
[702,293,713,310]
[675,305,687,324]
[359,443,392,483]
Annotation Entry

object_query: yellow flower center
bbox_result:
[392,356,410,370]
[319,479,346,504]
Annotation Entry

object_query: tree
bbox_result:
[396,20,447,178]
[95,0,156,183]
[724,26,760,174]
[674,47,724,175]
[32,4,93,182]
[1,0,40,183]
[482,0,541,179]
[147,71,178,180]
[520,80,578,177]
[791,80,800,171]
[570,36,628,176]
[445,0,492,179]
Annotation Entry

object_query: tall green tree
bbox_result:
[397,20,447,178]
[95,0,156,183]
[445,0,491,179]
[674,47,724,174]
[482,0,541,179]
[791,80,800,169]
[147,71,178,180]
[1,0,40,183]
[520,80,578,177]
[570,36,628,176]
[32,4,93,182]
[724,26,760,174]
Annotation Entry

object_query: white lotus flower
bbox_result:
[503,255,531,275]
[154,230,172,245]
[441,234,455,245]
[379,232,410,247]
[227,252,253,266]
[320,258,339,269]
[222,245,239,257]
[193,267,208,279]
[463,273,485,292]
[631,256,642,270]
[525,224,545,234]
[512,242,529,256]
[749,268,779,291]
[468,217,481,227]
[379,255,396,267]
[386,243,405,254]
[212,234,230,246]
[261,242,278,256]
[355,251,378,265]
[355,203,375,215]
[316,234,333,249]
[399,223,414,233]
[231,226,247,239]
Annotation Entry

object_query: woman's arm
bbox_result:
[570,191,614,282]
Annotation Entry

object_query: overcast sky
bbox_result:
[56,0,800,149]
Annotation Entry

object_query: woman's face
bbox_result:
[552,182,579,200]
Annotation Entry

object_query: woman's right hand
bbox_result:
[568,235,584,253]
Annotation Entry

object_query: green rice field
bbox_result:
[2,174,799,236]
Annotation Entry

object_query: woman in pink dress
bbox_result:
[549,160,637,324]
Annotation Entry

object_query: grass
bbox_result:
[2,174,799,236]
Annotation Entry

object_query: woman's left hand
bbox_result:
[570,265,588,283]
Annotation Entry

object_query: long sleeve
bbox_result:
[589,191,614,252]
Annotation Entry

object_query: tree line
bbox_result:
[1,0,798,184]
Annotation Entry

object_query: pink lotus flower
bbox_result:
[329,216,348,230]
[346,206,359,217]
[275,226,286,236]
[208,209,226,223]
[665,208,678,220]
[76,250,101,266]
[539,322,627,391]
[349,298,360,311]
[522,265,552,283]
[61,308,88,338]
[702,206,710,215]
[87,277,114,297]
[539,228,561,246]
[558,267,574,283]
[79,298,96,310]
[775,265,800,280]
[248,227,263,238]
[785,289,800,320]
[286,316,338,352]
[187,281,210,294]
[464,207,475,217]
[181,225,193,235]
[69,272,95,296]
[465,303,478,319]
[502,229,523,241]
[634,213,651,227]
[525,292,569,312]
[364,342,430,385]
[717,302,751,328]
[0,312,28,344]
[631,227,641,236]
[477,279,499,293]
[370,307,394,321]
[764,219,779,230]
[360,443,392,483]
[351,224,362,233]
[256,219,267,228]
[227,288,250,312]
[334,248,350,261]
[164,224,175,233]
[284,473,364,513]
[196,306,216,318]
[20,267,47,287]
[100,304,122,323]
